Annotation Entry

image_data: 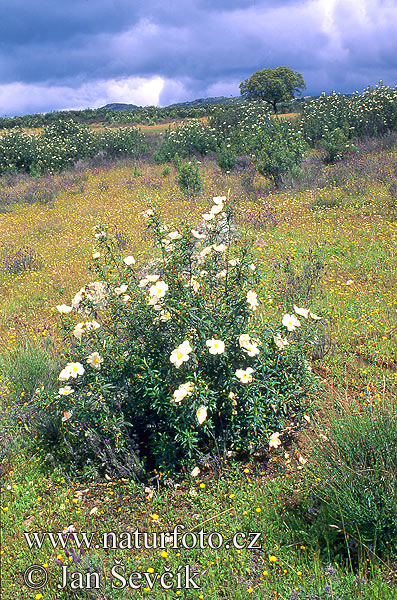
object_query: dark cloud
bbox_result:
[0,0,396,115]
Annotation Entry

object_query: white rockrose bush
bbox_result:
[36,195,316,478]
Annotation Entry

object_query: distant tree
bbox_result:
[239,66,306,113]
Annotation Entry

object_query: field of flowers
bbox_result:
[0,103,396,599]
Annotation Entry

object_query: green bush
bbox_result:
[0,121,145,175]
[95,127,146,159]
[154,119,217,163]
[177,160,203,195]
[35,196,316,477]
[216,143,237,172]
[302,85,397,145]
[320,127,349,163]
[309,399,397,555]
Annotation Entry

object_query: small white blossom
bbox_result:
[273,334,289,350]
[310,312,322,320]
[149,281,168,298]
[59,386,74,396]
[293,305,310,318]
[213,244,227,252]
[87,352,103,370]
[170,341,193,368]
[206,339,225,355]
[114,284,128,295]
[191,229,206,239]
[123,256,136,266]
[168,231,182,240]
[235,367,254,384]
[191,466,200,477]
[210,203,224,215]
[196,405,208,425]
[56,304,73,314]
[172,382,194,404]
[246,290,259,311]
[269,432,282,448]
[282,313,301,331]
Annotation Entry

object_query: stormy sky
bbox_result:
[0,0,396,116]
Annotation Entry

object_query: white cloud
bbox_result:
[0,76,166,116]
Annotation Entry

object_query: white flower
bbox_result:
[213,244,227,252]
[202,213,215,221]
[87,352,103,370]
[71,289,84,309]
[149,281,168,298]
[273,334,289,350]
[168,231,182,240]
[238,334,251,349]
[56,304,72,314]
[235,367,254,384]
[191,466,201,477]
[199,246,213,259]
[242,342,260,357]
[345,279,354,286]
[238,333,260,357]
[92,252,100,259]
[123,256,136,266]
[249,263,256,271]
[206,339,225,355]
[170,341,193,368]
[215,270,227,279]
[246,290,259,311]
[73,322,86,340]
[310,312,322,320]
[139,278,149,287]
[228,259,239,266]
[185,277,200,292]
[114,284,128,295]
[293,305,310,318]
[172,382,194,404]
[59,362,85,381]
[147,274,160,282]
[142,209,154,218]
[59,386,74,396]
[282,313,301,331]
[191,229,206,239]
[213,196,226,205]
[210,203,224,215]
[147,295,160,306]
[269,432,281,448]
[159,310,172,322]
[67,362,85,378]
[58,367,72,382]
[196,405,208,425]
[122,295,131,302]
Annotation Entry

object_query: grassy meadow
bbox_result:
[0,121,396,599]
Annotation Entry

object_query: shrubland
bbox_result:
[0,85,396,599]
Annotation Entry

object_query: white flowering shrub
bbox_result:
[0,120,146,175]
[154,119,218,162]
[36,196,315,477]
[302,85,397,146]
